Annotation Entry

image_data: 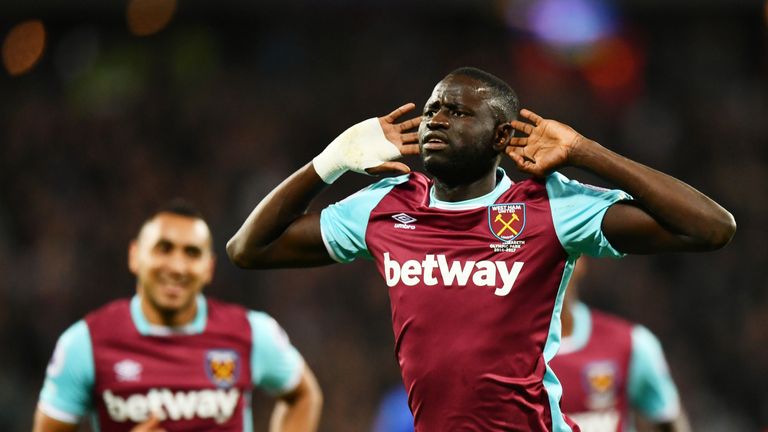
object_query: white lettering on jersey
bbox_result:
[383,253,524,296]
[103,388,240,424]
[569,410,620,432]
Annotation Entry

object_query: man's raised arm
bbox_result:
[226,103,421,269]
[507,109,736,254]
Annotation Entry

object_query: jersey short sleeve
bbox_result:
[627,325,681,422]
[319,174,409,263]
[546,172,632,258]
[38,320,95,423]
[248,311,304,395]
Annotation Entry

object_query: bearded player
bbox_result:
[227,67,734,430]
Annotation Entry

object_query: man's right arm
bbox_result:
[227,162,332,269]
[32,410,79,432]
[33,321,94,432]
[227,103,420,269]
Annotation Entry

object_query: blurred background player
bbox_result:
[32,200,322,432]
[551,258,690,432]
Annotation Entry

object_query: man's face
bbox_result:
[129,213,214,316]
[418,74,501,185]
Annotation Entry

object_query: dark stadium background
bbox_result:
[0,1,765,430]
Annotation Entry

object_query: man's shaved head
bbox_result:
[446,67,519,124]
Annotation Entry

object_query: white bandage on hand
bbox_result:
[312,118,402,184]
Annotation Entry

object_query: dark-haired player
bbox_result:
[227,67,735,430]
[33,201,322,432]
[552,258,691,432]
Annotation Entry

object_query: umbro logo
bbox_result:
[392,213,417,230]
[114,359,142,382]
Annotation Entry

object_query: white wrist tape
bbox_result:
[312,118,402,184]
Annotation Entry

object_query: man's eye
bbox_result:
[452,111,468,117]
[424,110,436,117]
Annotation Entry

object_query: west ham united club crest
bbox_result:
[488,203,526,243]
[205,349,240,388]
[582,360,619,410]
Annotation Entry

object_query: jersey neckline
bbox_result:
[558,301,592,354]
[428,168,513,210]
[130,294,208,336]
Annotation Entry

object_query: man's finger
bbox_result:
[366,161,412,175]
[399,143,421,155]
[510,120,534,135]
[383,103,416,122]
[397,116,422,131]
[507,137,527,147]
[401,132,419,144]
[520,109,544,125]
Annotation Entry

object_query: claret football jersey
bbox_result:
[38,295,304,431]
[320,168,631,431]
[551,302,682,432]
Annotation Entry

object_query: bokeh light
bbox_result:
[126,0,177,36]
[529,0,616,47]
[582,37,642,93]
[2,19,46,76]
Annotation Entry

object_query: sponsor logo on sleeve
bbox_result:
[205,350,240,389]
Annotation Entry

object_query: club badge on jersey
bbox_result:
[583,360,619,410]
[488,203,527,253]
[205,349,240,389]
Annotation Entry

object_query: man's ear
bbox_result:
[493,122,513,152]
[128,240,139,275]
[203,256,216,285]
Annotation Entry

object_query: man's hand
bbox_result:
[366,103,421,175]
[130,416,166,432]
[312,103,421,183]
[507,109,583,177]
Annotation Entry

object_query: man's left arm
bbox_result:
[249,311,322,432]
[508,109,736,254]
[269,366,322,432]
[628,326,691,432]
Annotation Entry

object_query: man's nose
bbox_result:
[427,110,449,129]
[166,252,187,274]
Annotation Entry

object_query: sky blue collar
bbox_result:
[558,301,592,354]
[429,168,513,210]
[130,294,208,336]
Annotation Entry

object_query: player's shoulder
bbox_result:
[56,319,91,346]
[343,172,426,208]
[84,298,132,324]
[204,296,251,321]
[545,171,631,200]
[367,172,422,194]
[589,307,635,333]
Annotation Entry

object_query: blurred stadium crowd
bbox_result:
[0,1,766,430]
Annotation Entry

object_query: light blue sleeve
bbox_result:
[248,311,304,395]
[38,320,94,423]
[319,174,409,263]
[627,325,681,422]
[546,172,632,257]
